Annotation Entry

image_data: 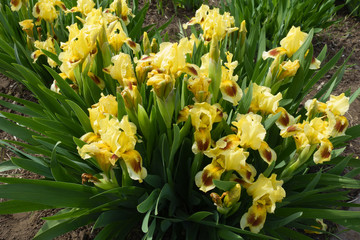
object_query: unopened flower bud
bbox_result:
[223,183,241,208]
[121,84,142,111]
[150,38,158,53]
[239,20,247,46]
[147,72,174,99]
[142,32,151,55]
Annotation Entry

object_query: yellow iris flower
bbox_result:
[326,93,349,116]
[189,102,224,131]
[195,158,225,192]
[104,53,137,87]
[232,113,266,150]
[183,5,238,43]
[19,19,34,36]
[249,83,282,114]
[67,0,95,15]
[11,0,29,11]
[32,37,58,68]
[241,174,285,233]
[79,95,147,182]
[240,200,267,233]
[33,0,66,24]
[146,71,175,99]
[278,59,300,80]
[108,0,134,25]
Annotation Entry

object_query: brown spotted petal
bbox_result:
[121,150,147,182]
[183,63,200,76]
[220,80,243,106]
[280,124,303,138]
[195,159,225,192]
[88,72,105,90]
[204,134,241,158]
[125,38,140,54]
[310,57,321,70]
[31,50,42,63]
[240,200,267,233]
[262,47,287,60]
[10,0,22,11]
[259,142,277,165]
[313,139,333,164]
[275,107,295,130]
[236,163,257,184]
[192,128,211,154]
[230,174,252,189]
[328,114,349,137]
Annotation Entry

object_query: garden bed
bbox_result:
[0,1,359,239]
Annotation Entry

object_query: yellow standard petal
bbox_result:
[278,59,300,80]
[280,26,308,57]
[189,102,223,131]
[96,94,118,117]
[249,83,282,114]
[326,93,349,116]
[232,112,266,150]
[223,148,249,172]
[247,173,286,213]
[104,53,136,87]
[78,142,114,173]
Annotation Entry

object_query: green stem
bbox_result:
[188,153,203,202]
[119,160,132,187]
[281,145,317,179]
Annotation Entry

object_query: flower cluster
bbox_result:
[263,26,321,87]
[281,93,349,165]
[183,4,238,43]
[78,94,147,182]
[5,2,357,237]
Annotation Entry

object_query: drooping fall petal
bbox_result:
[195,159,225,192]
[121,150,147,182]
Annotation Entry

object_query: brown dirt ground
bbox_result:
[0,2,359,240]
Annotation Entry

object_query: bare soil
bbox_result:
[0,2,359,240]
